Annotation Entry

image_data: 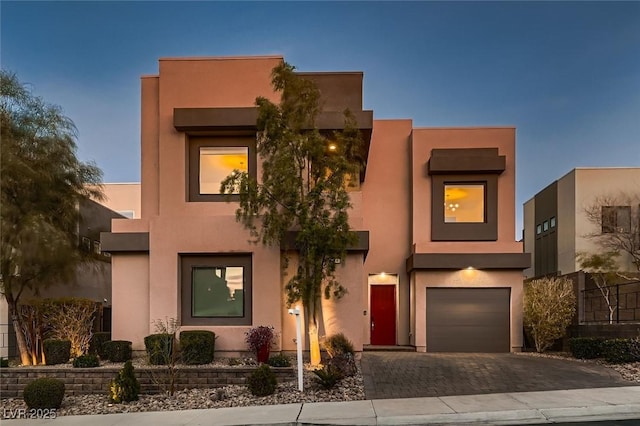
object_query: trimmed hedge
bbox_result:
[104,340,132,362]
[90,332,111,358]
[144,333,174,365]
[43,339,71,365]
[73,354,100,368]
[23,378,65,409]
[601,338,640,364]
[568,337,606,359]
[180,330,215,365]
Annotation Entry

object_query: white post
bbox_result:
[289,307,303,392]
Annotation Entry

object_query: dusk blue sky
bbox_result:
[2,1,639,238]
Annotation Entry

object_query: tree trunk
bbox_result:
[308,323,321,366]
[9,301,32,365]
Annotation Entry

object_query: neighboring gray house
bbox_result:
[523,167,640,279]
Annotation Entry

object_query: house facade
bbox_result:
[103,56,529,354]
[523,167,640,279]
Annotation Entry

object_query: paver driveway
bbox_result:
[361,352,634,400]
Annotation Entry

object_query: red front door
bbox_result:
[370,285,396,345]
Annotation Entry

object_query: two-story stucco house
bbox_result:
[102,55,530,354]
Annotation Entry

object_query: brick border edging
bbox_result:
[0,366,294,398]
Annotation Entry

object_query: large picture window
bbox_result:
[188,137,256,202]
[444,184,485,223]
[199,147,248,195]
[181,254,252,325]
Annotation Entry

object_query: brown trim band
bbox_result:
[101,232,149,253]
[428,148,506,175]
[407,252,531,272]
[282,230,369,253]
[174,108,373,132]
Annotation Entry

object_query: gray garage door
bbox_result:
[426,288,510,353]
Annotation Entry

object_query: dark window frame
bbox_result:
[180,254,253,326]
[431,174,498,241]
[187,136,257,202]
[602,205,631,234]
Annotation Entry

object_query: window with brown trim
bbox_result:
[188,136,256,202]
[180,254,252,326]
[431,175,498,241]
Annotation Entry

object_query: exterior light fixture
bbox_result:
[328,143,337,152]
[288,307,303,392]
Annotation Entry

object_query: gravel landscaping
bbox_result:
[2,352,640,417]
[0,357,365,417]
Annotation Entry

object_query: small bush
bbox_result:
[89,332,111,358]
[247,364,277,396]
[144,333,174,365]
[23,378,65,409]
[327,352,357,377]
[312,365,343,390]
[104,340,132,362]
[323,333,355,358]
[602,338,640,364]
[180,330,215,365]
[568,337,606,359]
[73,353,100,368]
[110,360,140,403]
[267,354,291,367]
[43,339,71,365]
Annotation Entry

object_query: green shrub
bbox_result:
[43,339,71,365]
[89,332,111,358]
[180,330,215,365]
[267,354,291,367]
[144,333,174,365]
[104,340,132,362]
[0,357,9,368]
[247,364,277,396]
[110,360,140,403]
[323,333,355,357]
[602,338,640,364]
[568,337,606,359]
[312,365,343,390]
[73,353,100,368]
[23,378,65,409]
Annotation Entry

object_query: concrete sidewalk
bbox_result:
[5,386,640,425]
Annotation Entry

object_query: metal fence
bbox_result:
[581,280,640,324]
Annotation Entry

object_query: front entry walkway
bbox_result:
[361,352,634,400]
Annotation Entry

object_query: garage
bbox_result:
[426,288,510,352]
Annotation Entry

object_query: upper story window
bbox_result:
[536,224,542,235]
[444,184,485,223]
[188,136,256,202]
[428,148,505,241]
[550,216,556,228]
[602,206,631,233]
[199,147,248,195]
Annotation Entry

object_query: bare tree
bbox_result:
[577,252,622,324]
[583,192,640,272]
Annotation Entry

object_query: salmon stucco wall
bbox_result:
[280,252,365,352]
[411,127,522,254]
[362,119,413,345]
[112,254,150,350]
